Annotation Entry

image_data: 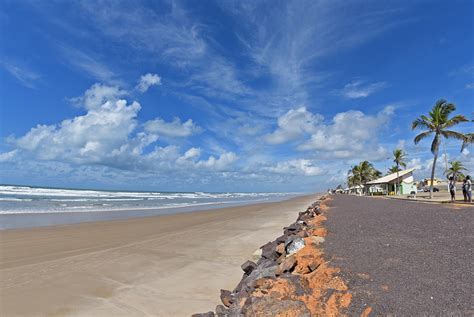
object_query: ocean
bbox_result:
[0,185,299,229]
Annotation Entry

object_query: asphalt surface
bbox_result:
[324,195,473,316]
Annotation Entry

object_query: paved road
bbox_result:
[325,195,473,316]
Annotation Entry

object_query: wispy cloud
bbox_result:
[59,45,118,84]
[2,61,40,89]
[220,1,407,110]
[339,80,387,99]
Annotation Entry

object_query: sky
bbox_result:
[0,0,473,192]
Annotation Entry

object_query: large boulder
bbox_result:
[260,240,280,261]
[276,256,297,275]
[285,236,305,255]
[220,289,233,307]
[241,260,257,275]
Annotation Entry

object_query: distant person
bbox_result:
[448,176,456,202]
[462,178,468,202]
[464,176,472,203]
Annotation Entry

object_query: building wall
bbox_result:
[401,182,417,195]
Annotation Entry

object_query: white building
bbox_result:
[365,168,417,195]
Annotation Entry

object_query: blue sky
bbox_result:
[0,0,473,192]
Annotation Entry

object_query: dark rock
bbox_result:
[297,213,311,222]
[283,222,301,235]
[241,260,257,275]
[276,256,297,275]
[241,297,311,317]
[296,230,310,238]
[220,289,233,307]
[251,264,278,280]
[275,243,285,255]
[261,240,279,261]
[192,312,215,317]
[215,304,229,316]
[275,234,287,244]
[308,262,320,272]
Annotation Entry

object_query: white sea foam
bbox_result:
[0,199,274,214]
[0,185,300,216]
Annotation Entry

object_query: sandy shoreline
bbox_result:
[0,194,318,316]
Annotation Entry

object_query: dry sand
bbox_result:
[0,194,317,316]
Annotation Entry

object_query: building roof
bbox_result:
[366,168,415,185]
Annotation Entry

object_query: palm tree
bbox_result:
[445,160,468,182]
[393,149,407,195]
[387,165,402,174]
[412,99,468,199]
[347,161,381,195]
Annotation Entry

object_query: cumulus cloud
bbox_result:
[70,83,127,110]
[15,98,144,166]
[266,159,324,176]
[144,117,202,137]
[0,150,17,162]
[8,82,238,176]
[340,80,386,99]
[263,107,323,144]
[196,152,238,171]
[265,106,394,160]
[299,106,394,153]
[136,73,162,92]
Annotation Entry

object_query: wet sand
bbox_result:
[0,194,317,316]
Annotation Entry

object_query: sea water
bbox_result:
[0,185,299,229]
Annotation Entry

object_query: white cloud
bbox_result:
[2,62,40,89]
[0,150,17,162]
[8,83,239,177]
[298,106,393,156]
[15,98,144,166]
[181,147,201,160]
[264,105,394,161]
[70,83,127,110]
[465,83,474,89]
[340,80,387,99]
[195,152,238,171]
[136,73,161,92]
[263,107,323,144]
[266,159,324,176]
[144,117,202,138]
[60,46,117,83]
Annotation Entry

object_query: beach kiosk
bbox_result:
[365,168,417,195]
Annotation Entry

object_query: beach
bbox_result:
[0,194,317,316]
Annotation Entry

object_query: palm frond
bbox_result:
[442,115,469,129]
[414,131,432,144]
[440,130,467,141]
[461,133,473,151]
[435,99,447,108]
[412,118,432,130]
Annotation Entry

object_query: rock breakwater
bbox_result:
[193,196,351,317]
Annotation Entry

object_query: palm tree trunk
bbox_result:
[430,151,438,199]
[396,163,400,195]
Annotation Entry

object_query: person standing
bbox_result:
[465,176,472,203]
[448,176,456,202]
[462,178,468,202]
